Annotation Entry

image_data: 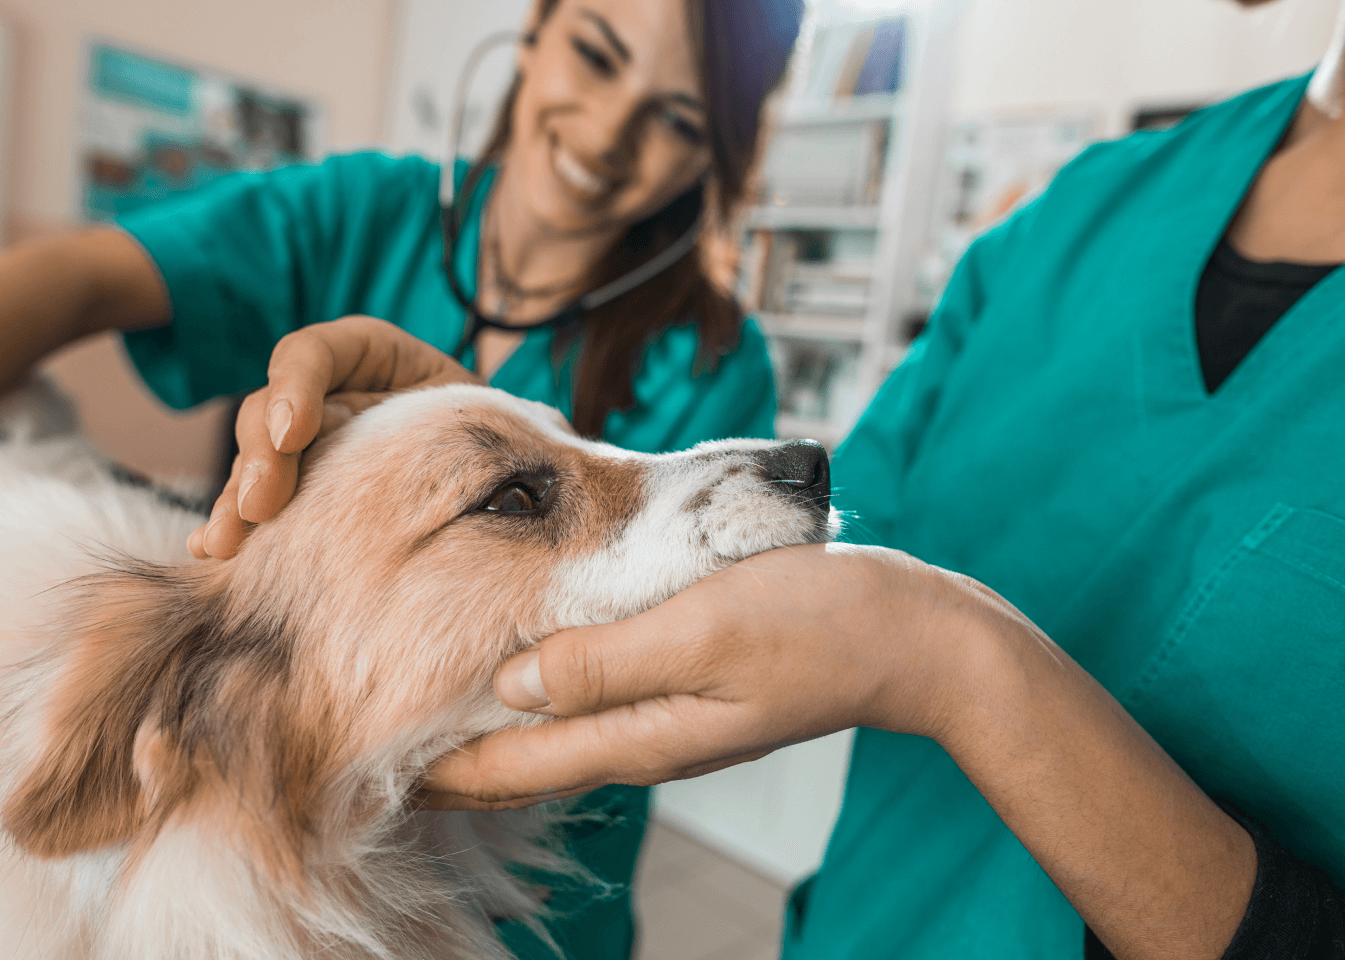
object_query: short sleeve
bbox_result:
[119,153,440,410]
[604,317,777,454]
[831,202,1034,547]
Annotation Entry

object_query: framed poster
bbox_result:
[80,43,323,221]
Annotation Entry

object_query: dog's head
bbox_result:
[4,385,833,877]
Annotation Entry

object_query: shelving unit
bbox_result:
[745,205,881,231]
[756,313,866,342]
[740,0,960,448]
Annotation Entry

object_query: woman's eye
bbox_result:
[572,38,614,76]
[484,483,539,514]
[661,110,705,145]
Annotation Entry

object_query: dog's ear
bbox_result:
[2,564,245,859]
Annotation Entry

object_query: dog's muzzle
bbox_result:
[754,440,831,516]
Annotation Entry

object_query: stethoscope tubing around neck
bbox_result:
[440,199,704,358]
[439,29,703,360]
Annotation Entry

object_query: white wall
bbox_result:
[657,730,857,884]
[384,0,531,161]
[953,0,1337,135]
[0,18,12,246]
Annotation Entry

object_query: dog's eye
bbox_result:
[484,483,539,514]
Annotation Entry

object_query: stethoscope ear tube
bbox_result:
[441,29,523,210]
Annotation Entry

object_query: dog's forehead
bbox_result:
[350,384,584,452]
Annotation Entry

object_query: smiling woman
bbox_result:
[459,0,801,435]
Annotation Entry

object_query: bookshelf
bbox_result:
[745,205,881,231]
[739,0,960,448]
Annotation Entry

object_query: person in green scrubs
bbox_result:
[0,1,804,957]
[417,3,1345,958]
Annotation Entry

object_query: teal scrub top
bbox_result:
[788,75,1345,958]
[117,152,777,960]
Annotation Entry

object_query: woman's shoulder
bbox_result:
[284,151,441,209]
[187,151,443,227]
[1048,74,1310,195]
[290,150,440,183]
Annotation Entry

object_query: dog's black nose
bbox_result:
[755,440,830,514]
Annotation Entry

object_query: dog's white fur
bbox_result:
[0,379,833,960]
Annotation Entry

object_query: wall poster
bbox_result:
[80,43,323,221]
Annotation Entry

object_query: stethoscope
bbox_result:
[438,30,703,360]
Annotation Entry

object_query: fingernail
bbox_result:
[495,650,550,711]
[237,461,264,516]
[202,516,223,553]
[268,400,293,450]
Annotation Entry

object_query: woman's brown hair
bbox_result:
[460,0,804,437]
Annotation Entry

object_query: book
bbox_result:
[832,26,876,100]
[853,19,904,96]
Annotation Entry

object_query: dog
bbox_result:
[0,378,834,960]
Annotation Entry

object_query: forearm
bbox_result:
[0,228,168,393]
[928,614,1256,960]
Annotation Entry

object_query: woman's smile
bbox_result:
[549,138,618,203]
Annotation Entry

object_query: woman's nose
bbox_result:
[574,96,642,170]
[754,441,831,515]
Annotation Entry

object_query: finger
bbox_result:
[494,595,723,716]
[264,316,479,455]
[412,783,597,812]
[188,514,210,559]
[419,739,777,811]
[262,331,337,454]
[672,748,775,780]
[201,455,255,559]
[233,389,300,526]
[191,451,246,558]
[424,695,754,804]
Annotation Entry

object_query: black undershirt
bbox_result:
[1086,245,1344,959]
[1195,239,1340,392]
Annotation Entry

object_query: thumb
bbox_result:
[494,605,710,715]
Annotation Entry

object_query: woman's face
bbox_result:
[506,0,714,238]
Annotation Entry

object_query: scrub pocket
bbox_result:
[1120,503,1345,875]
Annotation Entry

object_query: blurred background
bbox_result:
[0,0,1333,956]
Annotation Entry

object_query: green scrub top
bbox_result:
[117,152,777,960]
[789,74,1345,958]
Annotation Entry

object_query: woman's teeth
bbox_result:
[554,147,612,197]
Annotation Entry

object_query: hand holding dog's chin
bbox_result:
[189,316,481,560]
[419,543,1013,811]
